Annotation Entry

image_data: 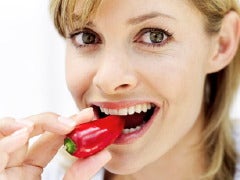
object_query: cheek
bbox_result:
[141,56,205,106]
[66,65,87,103]
[161,65,205,134]
[158,59,205,123]
[65,47,95,107]
[141,52,207,141]
[153,54,207,149]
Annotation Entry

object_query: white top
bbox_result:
[42,121,240,180]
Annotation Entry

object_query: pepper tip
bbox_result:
[64,137,77,154]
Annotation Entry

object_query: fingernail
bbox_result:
[58,116,76,127]
[11,128,28,136]
[76,107,93,115]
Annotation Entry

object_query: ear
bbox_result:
[207,11,240,74]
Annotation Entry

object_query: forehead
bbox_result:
[73,0,200,23]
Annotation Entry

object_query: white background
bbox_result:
[0,0,77,118]
[0,0,239,119]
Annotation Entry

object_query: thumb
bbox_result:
[64,150,112,180]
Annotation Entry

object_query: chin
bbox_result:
[104,158,143,175]
[103,148,148,175]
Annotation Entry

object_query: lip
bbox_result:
[114,106,160,144]
[89,100,161,144]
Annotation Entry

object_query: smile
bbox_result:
[91,102,159,144]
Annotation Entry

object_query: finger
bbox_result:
[64,150,112,180]
[6,143,28,168]
[0,117,32,137]
[21,108,94,138]
[24,132,65,168]
[0,128,31,169]
[70,107,95,124]
[22,112,76,138]
[0,128,29,153]
[0,151,8,172]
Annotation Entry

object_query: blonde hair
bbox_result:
[189,1,240,179]
[49,0,240,179]
[50,0,102,37]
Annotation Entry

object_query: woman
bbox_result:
[1,0,240,179]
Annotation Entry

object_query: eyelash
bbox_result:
[69,27,173,49]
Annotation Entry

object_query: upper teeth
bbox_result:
[100,103,153,116]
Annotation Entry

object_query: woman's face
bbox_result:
[65,0,216,174]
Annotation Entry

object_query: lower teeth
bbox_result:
[122,125,142,134]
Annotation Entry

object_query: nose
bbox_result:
[93,54,137,95]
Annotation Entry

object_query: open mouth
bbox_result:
[92,103,156,135]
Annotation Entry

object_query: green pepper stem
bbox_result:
[64,137,77,154]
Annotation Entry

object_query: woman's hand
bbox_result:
[0,108,111,180]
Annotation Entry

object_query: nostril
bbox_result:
[115,84,131,91]
[121,84,130,88]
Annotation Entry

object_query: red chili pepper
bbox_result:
[64,115,125,158]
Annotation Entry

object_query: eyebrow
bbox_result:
[72,11,175,28]
[127,11,176,25]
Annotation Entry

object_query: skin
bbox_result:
[0,0,239,179]
[66,0,240,179]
